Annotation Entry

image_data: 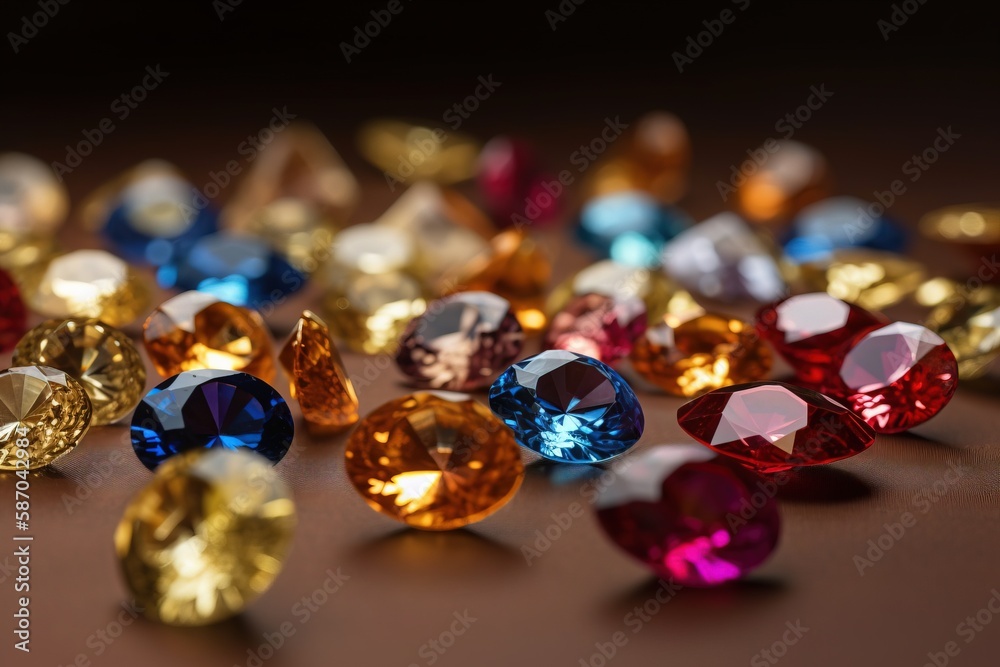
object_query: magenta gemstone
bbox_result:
[595,444,780,587]
[0,267,26,351]
[544,293,647,364]
[477,136,561,227]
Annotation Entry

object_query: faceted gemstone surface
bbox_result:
[631,313,771,397]
[677,381,875,473]
[737,140,830,224]
[577,191,691,267]
[29,249,150,327]
[345,392,524,530]
[114,448,296,626]
[830,323,958,433]
[242,198,336,274]
[0,152,68,236]
[595,444,780,587]
[0,267,26,351]
[545,293,646,364]
[755,293,885,384]
[324,272,427,355]
[798,249,925,310]
[477,137,561,226]
[13,318,147,425]
[131,369,293,470]
[358,119,480,185]
[927,285,1000,379]
[279,310,359,434]
[783,196,907,263]
[396,292,524,390]
[489,350,644,463]
[143,291,276,381]
[662,213,786,302]
[0,366,92,470]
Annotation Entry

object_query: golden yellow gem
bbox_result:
[927,285,1000,379]
[242,198,336,274]
[13,318,146,425]
[0,366,92,470]
[114,448,297,626]
[919,204,1000,246]
[737,140,831,224]
[324,272,427,355]
[797,249,926,311]
[357,119,480,185]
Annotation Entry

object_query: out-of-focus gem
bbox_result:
[345,392,524,530]
[242,198,335,274]
[797,249,925,310]
[328,223,415,277]
[114,448,296,626]
[0,232,58,287]
[396,292,524,390]
[0,153,68,236]
[737,140,830,224]
[28,249,150,327]
[545,293,646,364]
[0,267,27,351]
[489,350,644,463]
[927,285,1000,379]
[279,310,359,434]
[131,369,293,470]
[324,272,427,354]
[577,191,691,266]
[477,136,561,226]
[916,277,961,308]
[594,444,780,587]
[783,196,908,263]
[13,318,146,425]
[677,381,875,473]
[919,204,1000,249]
[631,312,771,397]
[143,291,276,381]
[358,119,480,185]
[0,366,92,470]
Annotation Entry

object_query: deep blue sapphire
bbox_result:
[131,369,294,470]
[575,191,691,267]
[783,196,908,263]
[488,350,644,463]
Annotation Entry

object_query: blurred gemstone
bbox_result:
[329,222,415,276]
[357,118,480,185]
[677,381,875,473]
[577,191,691,266]
[594,444,780,587]
[631,312,771,397]
[0,152,68,236]
[737,140,830,224]
[0,231,58,287]
[0,267,26,351]
[0,366,92,470]
[783,196,907,263]
[115,448,296,626]
[798,249,925,310]
[13,318,146,425]
[545,293,646,364]
[489,350,644,463]
[919,204,1000,248]
[279,310,359,434]
[477,136,561,226]
[927,285,1000,379]
[345,392,524,530]
[242,198,335,274]
[397,292,524,390]
[131,369,293,470]
[324,272,427,354]
[143,291,276,381]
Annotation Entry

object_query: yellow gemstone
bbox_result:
[345,392,523,530]
[357,119,480,185]
[0,231,58,287]
[143,291,276,381]
[919,204,1000,246]
[0,366,92,470]
[324,272,427,354]
[0,152,68,236]
[13,318,146,425]
[279,310,359,434]
[927,285,1000,379]
[737,140,830,224]
[242,198,336,274]
[114,448,296,626]
[797,249,925,310]
[916,277,961,308]
[27,249,151,327]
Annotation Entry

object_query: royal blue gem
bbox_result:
[488,350,644,463]
[783,196,908,263]
[158,233,306,309]
[576,191,692,267]
[131,369,294,470]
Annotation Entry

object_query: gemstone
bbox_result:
[783,196,908,263]
[131,369,293,470]
[396,292,524,390]
[28,249,151,327]
[477,137,561,226]
[919,204,1000,249]
[80,160,183,231]
[662,213,787,302]
[279,310,359,434]
[241,198,336,274]
[0,267,26,351]
[545,293,646,364]
[114,448,296,626]
[158,232,306,309]
[677,381,875,473]
[631,312,772,397]
[344,392,523,530]
[13,318,146,425]
[737,140,830,224]
[828,322,958,433]
[576,191,691,267]
[328,222,416,276]
[0,366,92,470]
[0,230,58,287]
[927,285,1000,379]
[0,152,68,236]
[594,444,780,587]
[797,249,925,310]
[143,291,276,382]
[755,293,885,384]
[324,272,427,354]
[357,118,480,185]
[489,350,644,463]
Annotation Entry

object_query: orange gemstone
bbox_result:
[143,291,275,382]
[737,140,831,224]
[279,310,359,435]
[630,312,772,397]
[344,392,524,530]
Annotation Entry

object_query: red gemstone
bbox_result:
[677,381,875,473]
[0,268,26,351]
[477,136,561,227]
[826,322,958,434]
[756,293,885,384]
[544,293,646,364]
[594,444,780,587]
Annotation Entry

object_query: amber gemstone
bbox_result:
[545,293,647,364]
[927,285,1000,379]
[143,291,275,381]
[279,310,359,434]
[344,392,524,530]
[737,140,830,224]
[797,249,925,310]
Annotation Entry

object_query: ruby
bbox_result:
[755,292,885,383]
[677,381,875,473]
[544,292,646,364]
[477,136,560,226]
[0,267,26,352]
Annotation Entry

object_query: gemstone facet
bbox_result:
[577,191,691,267]
[545,293,647,364]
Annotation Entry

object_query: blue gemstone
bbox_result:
[131,369,294,470]
[576,191,691,267]
[489,350,644,463]
[783,196,908,263]
[158,233,306,309]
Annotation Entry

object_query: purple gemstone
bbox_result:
[545,293,647,364]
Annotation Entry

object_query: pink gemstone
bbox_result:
[595,444,780,587]
[477,136,561,227]
[396,291,525,390]
[544,293,647,364]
